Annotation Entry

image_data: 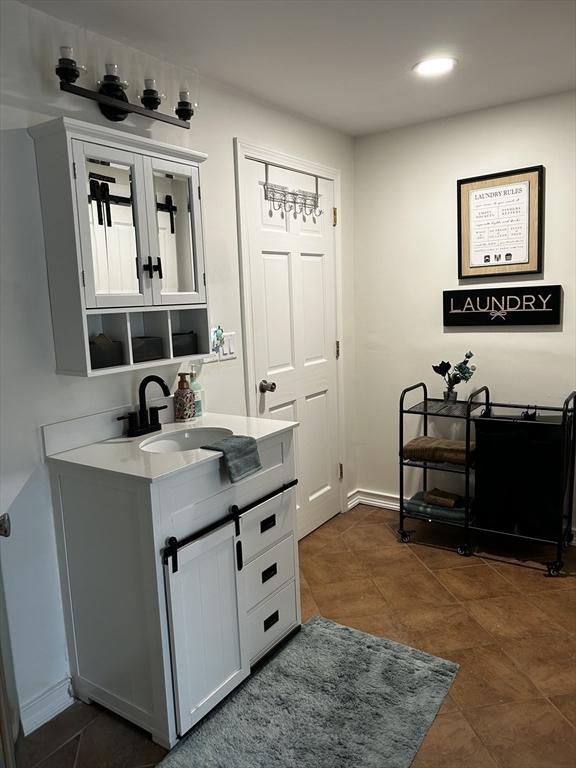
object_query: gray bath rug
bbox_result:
[158,616,458,768]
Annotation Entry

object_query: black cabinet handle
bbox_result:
[260,514,276,534]
[236,540,243,571]
[261,563,278,584]
[142,256,154,278]
[100,182,112,227]
[153,257,163,280]
[229,480,298,519]
[89,179,103,226]
[263,610,279,632]
[167,194,175,234]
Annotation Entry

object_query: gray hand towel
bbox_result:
[201,435,262,483]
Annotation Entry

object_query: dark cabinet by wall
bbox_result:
[474,417,564,539]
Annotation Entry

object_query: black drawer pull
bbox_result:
[260,514,276,534]
[229,479,298,519]
[261,563,278,584]
[263,610,279,632]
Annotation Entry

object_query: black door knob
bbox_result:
[259,380,277,393]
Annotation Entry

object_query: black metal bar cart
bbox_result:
[398,385,575,576]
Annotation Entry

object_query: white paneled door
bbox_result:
[238,152,341,538]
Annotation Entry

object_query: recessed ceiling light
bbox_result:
[413,57,457,77]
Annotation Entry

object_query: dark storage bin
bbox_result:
[132,336,164,363]
[474,416,564,539]
[89,334,124,369]
[172,330,198,357]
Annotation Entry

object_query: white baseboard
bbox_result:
[347,488,576,542]
[21,677,74,735]
[347,488,400,512]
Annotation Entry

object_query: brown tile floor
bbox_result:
[300,505,576,768]
[17,700,167,768]
[22,504,576,767]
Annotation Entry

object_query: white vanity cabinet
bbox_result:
[164,519,249,737]
[29,118,209,376]
[47,421,300,748]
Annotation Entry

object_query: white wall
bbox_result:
[354,91,576,497]
[0,0,356,724]
[3,0,574,732]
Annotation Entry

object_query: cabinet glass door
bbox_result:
[73,141,151,308]
[146,158,207,305]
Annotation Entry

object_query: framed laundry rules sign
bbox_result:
[443,285,562,326]
[457,166,544,279]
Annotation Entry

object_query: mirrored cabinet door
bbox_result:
[146,158,207,305]
[73,142,152,308]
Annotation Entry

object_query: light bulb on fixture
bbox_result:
[98,61,129,121]
[55,46,81,84]
[175,85,194,121]
[412,57,457,77]
[141,76,162,111]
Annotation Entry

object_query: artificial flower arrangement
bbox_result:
[432,351,476,400]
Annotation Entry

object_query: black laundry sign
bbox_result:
[443,285,562,326]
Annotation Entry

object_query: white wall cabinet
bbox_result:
[48,427,300,749]
[30,118,209,375]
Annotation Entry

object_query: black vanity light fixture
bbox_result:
[55,46,195,129]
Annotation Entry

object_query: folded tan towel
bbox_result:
[423,488,462,508]
[402,436,474,466]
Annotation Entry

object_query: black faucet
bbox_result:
[117,375,171,438]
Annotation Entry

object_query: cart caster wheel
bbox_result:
[398,530,411,544]
[457,545,471,557]
[546,562,563,577]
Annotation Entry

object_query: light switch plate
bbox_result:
[223,332,237,359]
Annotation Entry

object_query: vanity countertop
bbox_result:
[47,412,298,482]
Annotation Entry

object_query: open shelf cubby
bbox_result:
[129,311,171,365]
[85,306,210,376]
[169,308,210,359]
[87,313,131,370]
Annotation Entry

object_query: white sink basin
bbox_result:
[140,427,233,454]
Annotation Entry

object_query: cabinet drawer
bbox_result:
[246,580,298,663]
[240,487,295,563]
[243,535,295,612]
